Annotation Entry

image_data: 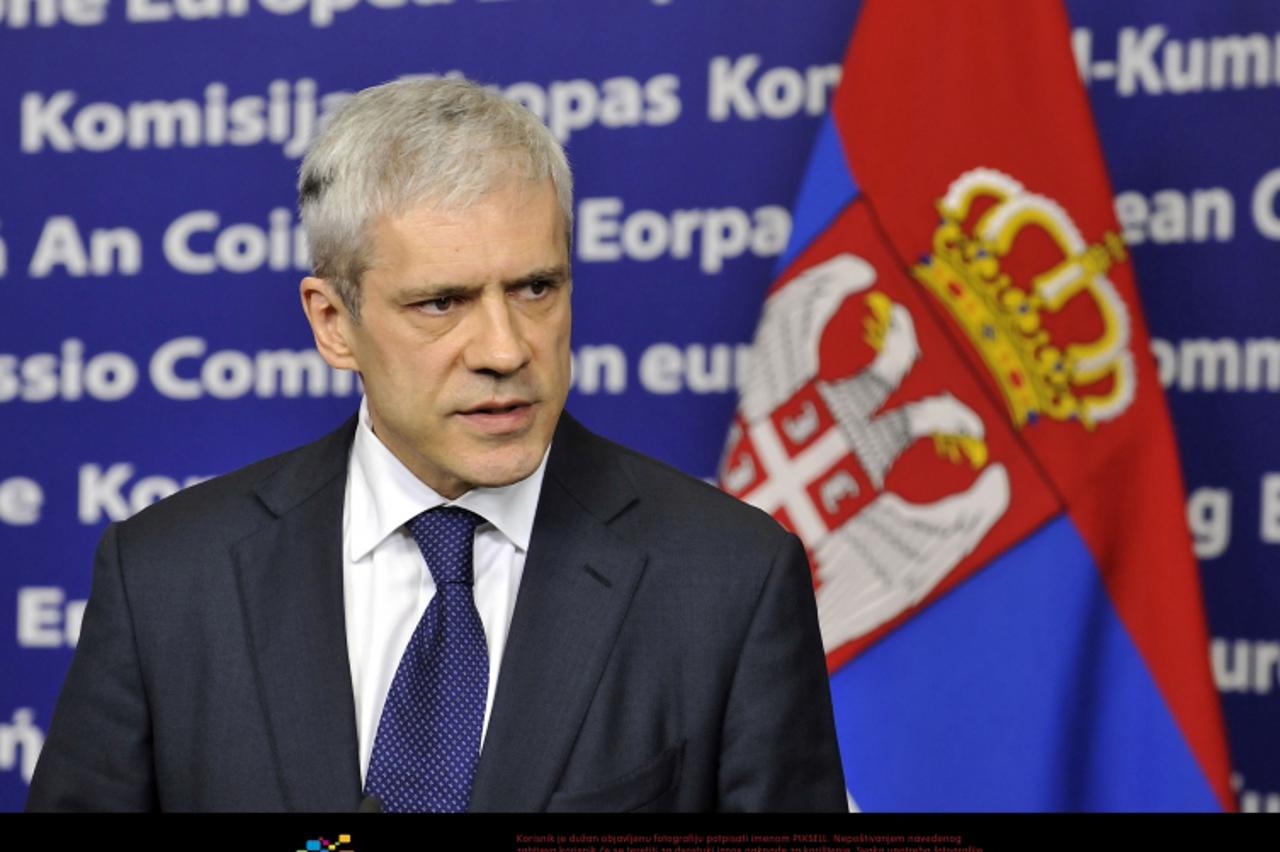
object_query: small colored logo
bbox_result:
[298,835,352,852]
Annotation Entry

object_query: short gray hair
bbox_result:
[298,76,573,319]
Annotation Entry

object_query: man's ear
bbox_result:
[300,277,359,371]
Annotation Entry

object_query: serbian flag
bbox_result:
[719,1,1233,810]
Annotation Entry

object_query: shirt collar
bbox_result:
[346,396,549,562]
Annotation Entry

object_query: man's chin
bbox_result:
[461,465,539,492]
[451,441,548,491]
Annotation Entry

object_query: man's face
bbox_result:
[312,179,571,498]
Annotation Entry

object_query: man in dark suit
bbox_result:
[28,78,846,812]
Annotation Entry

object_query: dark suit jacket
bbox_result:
[27,412,846,812]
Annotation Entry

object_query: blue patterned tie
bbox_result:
[364,506,488,812]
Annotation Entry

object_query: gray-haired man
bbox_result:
[29,78,846,812]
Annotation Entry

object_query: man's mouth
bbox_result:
[464,400,530,415]
[457,400,536,432]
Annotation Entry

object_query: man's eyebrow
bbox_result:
[395,266,571,302]
[504,265,571,287]
[394,282,479,302]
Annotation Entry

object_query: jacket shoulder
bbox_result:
[554,415,794,560]
[112,414,355,554]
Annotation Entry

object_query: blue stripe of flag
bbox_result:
[829,514,1221,811]
[775,113,860,274]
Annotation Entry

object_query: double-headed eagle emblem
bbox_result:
[722,167,1134,654]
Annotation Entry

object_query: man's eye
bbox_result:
[522,280,553,298]
[418,297,454,313]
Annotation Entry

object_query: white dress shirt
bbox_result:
[342,397,548,785]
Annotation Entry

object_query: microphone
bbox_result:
[358,794,383,813]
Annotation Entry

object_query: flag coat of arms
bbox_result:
[720,0,1233,810]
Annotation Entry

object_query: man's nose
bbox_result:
[464,294,532,377]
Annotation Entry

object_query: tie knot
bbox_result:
[407,506,486,586]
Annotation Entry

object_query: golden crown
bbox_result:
[912,168,1136,430]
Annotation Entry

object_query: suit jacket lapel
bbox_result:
[469,415,647,812]
[231,416,363,812]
